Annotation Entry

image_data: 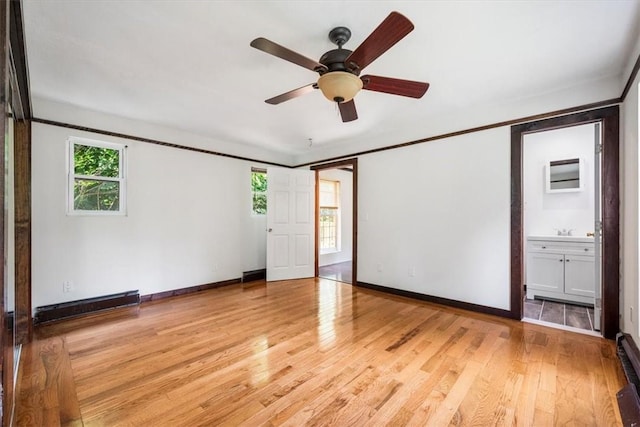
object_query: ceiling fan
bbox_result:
[250,11,429,123]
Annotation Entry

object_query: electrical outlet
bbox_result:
[409,266,416,277]
[376,263,383,272]
[631,306,634,322]
[62,280,73,293]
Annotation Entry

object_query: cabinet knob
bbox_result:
[584,248,589,252]
[559,259,563,262]
[566,259,571,262]
[541,246,546,249]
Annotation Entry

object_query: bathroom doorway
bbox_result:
[311,159,357,284]
[522,123,600,334]
[510,105,619,339]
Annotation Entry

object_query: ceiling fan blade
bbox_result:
[345,11,414,72]
[338,99,358,122]
[361,75,429,98]
[265,83,317,105]
[250,37,328,73]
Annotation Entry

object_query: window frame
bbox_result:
[251,167,267,215]
[319,206,339,252]
[319,179,340,253]
[67,137,127,216]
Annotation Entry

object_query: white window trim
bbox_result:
[67,137,127,216]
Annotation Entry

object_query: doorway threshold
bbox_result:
[522,317,601,337]
[318,261,352,284]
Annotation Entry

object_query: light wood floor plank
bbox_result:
[14,278,625,426]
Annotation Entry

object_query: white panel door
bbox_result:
[266,167,315,281]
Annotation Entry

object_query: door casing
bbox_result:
[510,106,619,339]
[311,159,358,282]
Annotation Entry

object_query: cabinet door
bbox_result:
[564,254,595,297]
[526,252,564,293]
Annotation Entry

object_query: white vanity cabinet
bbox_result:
[525,236,595,305]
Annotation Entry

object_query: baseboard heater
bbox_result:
[34,290,140,324]
[616,333,640,426]
[242,269,266,282]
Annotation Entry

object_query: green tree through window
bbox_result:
[251,169,267,214]
[70,138,126,214]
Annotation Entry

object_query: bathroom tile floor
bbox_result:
[524,298,595,331]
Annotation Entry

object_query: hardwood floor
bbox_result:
[318,261,352,284]
[15,278,625,426]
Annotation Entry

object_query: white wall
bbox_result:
[32,122,266,310]
[618,28,640,339]
[243,212,267,272]
[523,123,595,238]
[358,127,511,310]
[318,168,353,267]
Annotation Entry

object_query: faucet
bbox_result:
[555,228,573,236]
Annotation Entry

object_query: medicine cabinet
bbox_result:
[546,158,583,193]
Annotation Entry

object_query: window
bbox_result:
[319,179,340,251]
[251,168,267,215]
[68,137,126,215]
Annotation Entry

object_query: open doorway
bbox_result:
[510,105,619,340]
[311,159,358,284]
[521,123,600,334]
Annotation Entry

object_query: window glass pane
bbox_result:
[252,193,267,215]
[74,144,120,177]
[251,171,267,192]
[320,179,338,207]
[74,179,120,211]
[320,207,338,250]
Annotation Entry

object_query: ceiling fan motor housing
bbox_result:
[318,45,362,103]
[319,49,356,74]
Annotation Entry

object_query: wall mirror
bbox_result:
[546,158,583,193]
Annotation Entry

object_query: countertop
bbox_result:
[527,235,594,243]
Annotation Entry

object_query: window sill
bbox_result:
[320,249,340,255]
[67,210,127,216]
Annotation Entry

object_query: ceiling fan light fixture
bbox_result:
[317,71,363,103]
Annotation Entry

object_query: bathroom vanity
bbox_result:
[526,235,595,305]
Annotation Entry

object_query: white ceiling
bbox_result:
[22,1,640,163]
